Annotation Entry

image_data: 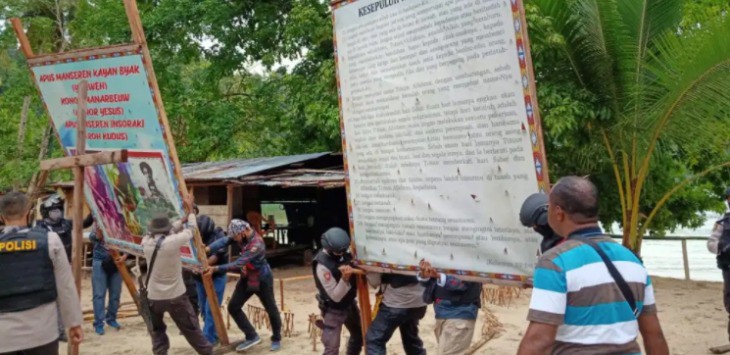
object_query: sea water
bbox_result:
[608,212,723,282]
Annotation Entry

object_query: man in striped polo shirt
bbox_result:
[517,176,669,355]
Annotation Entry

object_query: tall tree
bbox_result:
[527,0,730,253]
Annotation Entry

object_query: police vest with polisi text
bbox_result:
[312,250,357,309]
[0,228,57,312]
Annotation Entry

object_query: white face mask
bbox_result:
[49,209,63,221]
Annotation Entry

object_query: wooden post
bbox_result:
[279,278,285,311]
[68,80,88,355]
[356,274,371,344]
[122,0,229,345]
[227,185,234,223]
[681,239,690,281]
[109,249,140,309]
[10,18,33,58]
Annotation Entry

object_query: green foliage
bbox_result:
[527,0,730,249]
[0,0,728,253]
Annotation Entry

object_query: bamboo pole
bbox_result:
[69,80,88,355]
[681,239,690,281]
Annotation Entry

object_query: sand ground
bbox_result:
[59,265,729,355]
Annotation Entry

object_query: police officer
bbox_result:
[35,193,93,341]
[418,259,482,355]
[519,192,562,253]
[313,227,362,355]
[0,191,84,354]
[709,187,730,352]
[35,194,94,261]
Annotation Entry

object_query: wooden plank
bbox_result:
[69,80,88,355]
[26,43,141,66]
[110,249,140,309]
[10,18,33,58]
[122,0,230,345]
[682,239,690,281]
[356,274,371,347]
[40,150,128,171]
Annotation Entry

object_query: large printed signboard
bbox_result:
[332,0,549,282]
[28,47,197,265]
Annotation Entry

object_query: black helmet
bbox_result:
[196,215,215,239]
[40,193,65,219]
[519,193,548,227]
[321,227,351,254]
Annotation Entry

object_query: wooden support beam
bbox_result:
[69,80,88,355]
[10,18,33,58]
[40,150,128,171]
[122,0,229,345]
[356,274,372,347]
[110,249,140,309]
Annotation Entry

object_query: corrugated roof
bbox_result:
[234,169,345,188]
[181,152,331,182]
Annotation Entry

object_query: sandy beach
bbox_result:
[60,266,727,355]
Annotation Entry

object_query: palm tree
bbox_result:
[528,0,730,254]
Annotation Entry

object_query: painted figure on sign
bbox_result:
[85,166,130,242]
[105,164,143,237]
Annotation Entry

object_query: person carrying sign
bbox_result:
[0,191,84,354]
[365,271,427,355]
[516,176,669,355]
[204,219,282,352]
[89,225,127,335]
[312,227,363,355]
[417,260,482,355]
[193,215,228,345]
[141,200,213,355]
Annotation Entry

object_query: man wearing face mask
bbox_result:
[35,194,93,342]
[519,192,562,254]
[36,194,94,262]
[204,219,282,352]
[312,227,362,355]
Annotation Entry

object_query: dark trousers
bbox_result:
[150,293,213,355]
[0,341,58,355]
[366,304,427,355]
[183,270,200,316]
[228,275,282,342]
[321,303,363,355]
[722,270,730,341]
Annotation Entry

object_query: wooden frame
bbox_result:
[11,0,229,349]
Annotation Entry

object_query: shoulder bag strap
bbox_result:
[143,237,165,289]
[573,235,638,317]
